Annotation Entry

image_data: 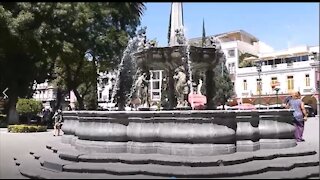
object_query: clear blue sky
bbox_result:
[139,2,319,51]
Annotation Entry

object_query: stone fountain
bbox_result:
[18,3,318,179]
[60,3,297,156]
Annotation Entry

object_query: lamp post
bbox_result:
[274,86,280,107]
[311,52,320,116]
[255,60,262,108]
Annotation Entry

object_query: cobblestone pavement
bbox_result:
[0,117,318,179]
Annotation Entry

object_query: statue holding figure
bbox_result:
[175,28,186,45]
[206,36,221,49]
[173,66,189,107]
[133,72,149,107]
[137,26,147,52]
[197,79,203,95]
[145,39,157,49]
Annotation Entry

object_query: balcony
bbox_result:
[237,61,312,75]
[303,87,313,93]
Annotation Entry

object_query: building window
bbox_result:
[301,55,308,61]
[231,62,235,73]
[152,71,160,79]
[150,70,163,101]
[305,74,310,87]
[227,49,235,58]
[99,91,102,100]
[271,77,278,88]
[256,78,261,95]
[228,62,236,74]
[243,80,247,91]
[287,76,294,91]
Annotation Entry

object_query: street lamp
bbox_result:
[274,85,280,107]
[311,52,320,115]
[255,60,262,108]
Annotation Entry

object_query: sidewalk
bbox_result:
[0,129,61,179]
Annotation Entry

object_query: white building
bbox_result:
[33,80,71,110]
[189,30,319,113]
[96,71,117,109]
[32,81,57,109]
[236,45,319,113]
[189,30,273,94]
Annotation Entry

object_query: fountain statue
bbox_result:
[173,65,189,107]
[175,28,186,45]
[132,72,149,107]
[197,79,203,95]
[132,5,222,109]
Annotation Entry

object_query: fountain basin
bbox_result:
[62,109,296,156]
[134,45,220,70]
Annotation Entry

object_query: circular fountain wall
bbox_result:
[62,109,296,156]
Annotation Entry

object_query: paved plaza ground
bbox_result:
[0,117,319,179]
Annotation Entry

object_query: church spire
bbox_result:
[202,18,206,47]
[167,5,172,45]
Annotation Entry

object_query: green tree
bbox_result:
[45,2,145,110]
[16,98,43,123]
[0,2,146,120]
[213,60,234,109]
[0,3,56,124]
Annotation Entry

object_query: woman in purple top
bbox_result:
[287,91,308,142]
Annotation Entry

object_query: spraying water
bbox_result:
[110,28,146,104]
[110,40,131,104]
[127,68,142,102]
[185,43,193,93]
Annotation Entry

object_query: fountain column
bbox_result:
[206,69,215,109]
[167,68,176,109]
[169,3,184,47]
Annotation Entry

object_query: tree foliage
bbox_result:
[16,98,43,115]
[45,2,146,110]
[0,3,56,123]
[213,60,234,108]
[0,2,146,120]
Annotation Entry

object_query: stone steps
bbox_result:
[19,154,319,179]
[222,166,319,179]
[19,158,158,179]
[19,141,320,179]
[59,149,317,167]
[60,154,319,178]
[19,148,158,179]
[54,142,316,166]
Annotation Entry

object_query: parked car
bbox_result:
[305,105,315,117]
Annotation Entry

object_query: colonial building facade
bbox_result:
[236,45,319,114]
[189,30,319,114]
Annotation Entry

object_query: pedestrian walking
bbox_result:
[287,91,308,142]
[52,109,63,136]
